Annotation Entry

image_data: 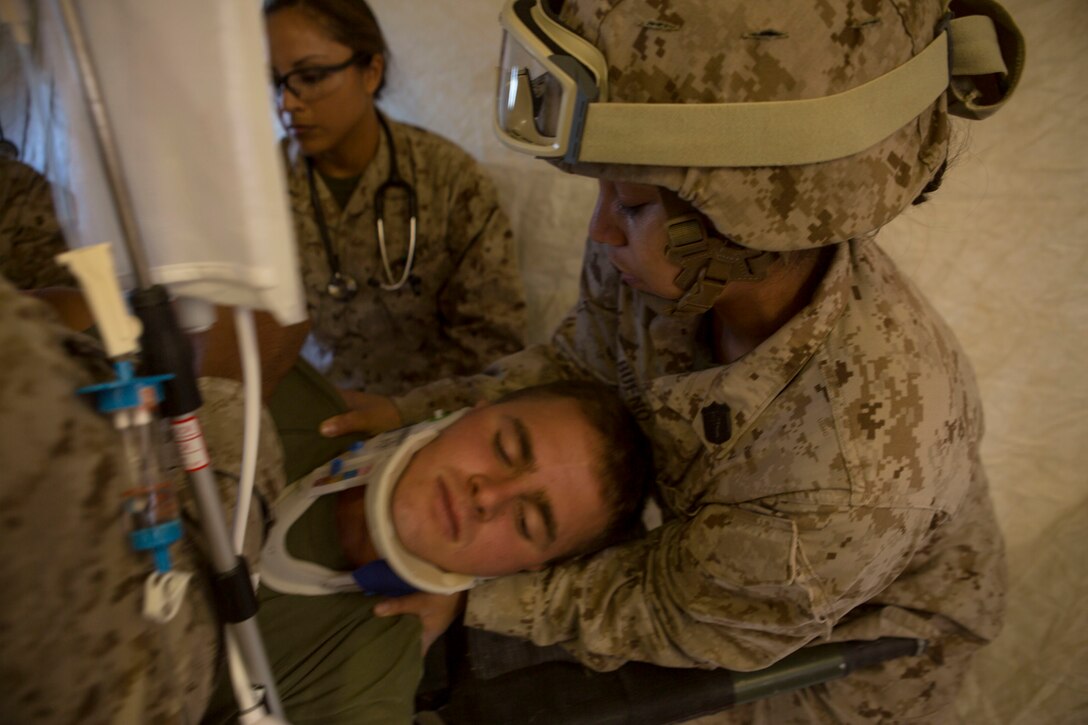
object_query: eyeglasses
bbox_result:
[271,52,369,103]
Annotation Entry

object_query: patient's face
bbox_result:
[390,397,609,577]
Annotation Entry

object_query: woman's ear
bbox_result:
[362,53,384,96]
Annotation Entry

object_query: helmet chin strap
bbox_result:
[661,193,779,316]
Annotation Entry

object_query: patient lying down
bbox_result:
[204,380,650,725]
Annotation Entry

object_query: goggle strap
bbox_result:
[947,5,1025,120]
[950,15,1007,76]
[574,16,1008,167]
[578,31,949,167]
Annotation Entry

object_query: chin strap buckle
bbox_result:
[665,213,778,316]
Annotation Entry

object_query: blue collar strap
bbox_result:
[351,559,419,598]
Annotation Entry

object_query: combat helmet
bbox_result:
[494,0,1025,313]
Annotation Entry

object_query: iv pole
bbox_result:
[51,0,285,719]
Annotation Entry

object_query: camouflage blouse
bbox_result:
[285,116,527,396]
[394,236,1004,685]
[0,158,75,289]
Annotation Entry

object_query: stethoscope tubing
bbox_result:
[306,112,419,298]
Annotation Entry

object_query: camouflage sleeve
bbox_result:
[465,501,938,671]
[435,154,527,374]
[0,280,202,723]
[391,342,580,423]
[0,158,75,289]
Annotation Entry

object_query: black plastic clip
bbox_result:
[210,556,259,623]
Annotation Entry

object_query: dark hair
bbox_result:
[911,159,949,206]
[496,380,653,561]
[263,0,390,98]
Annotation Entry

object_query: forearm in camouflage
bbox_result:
[467,501,942,672]
[391,340,589,425]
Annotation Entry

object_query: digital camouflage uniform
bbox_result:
[288,116,527,396]
[393,235,1004,723]
[389,0,1021,719]
[0,273,284,723]
[0,157,75,289]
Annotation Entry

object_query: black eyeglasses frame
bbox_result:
[271,52,371,100]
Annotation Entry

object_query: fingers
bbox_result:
[372,593,427,618]
[337,387,369,409]
[320,393,402,437]
[373,596,429,654]
[319,410,370,438]
[375,592,467,654]
[421,629,442,656]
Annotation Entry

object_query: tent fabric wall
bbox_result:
[369,0,1087,721]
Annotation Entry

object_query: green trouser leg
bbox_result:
[265,357,366,483]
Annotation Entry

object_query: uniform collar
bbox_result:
[283,113,396,219]
[646,240,855,453]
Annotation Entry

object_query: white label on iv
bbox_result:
[143,570,192,623]
[171,415,211,471]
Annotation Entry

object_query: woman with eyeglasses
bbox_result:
[263,0,527,400]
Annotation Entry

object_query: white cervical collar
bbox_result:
[259,410,478,596]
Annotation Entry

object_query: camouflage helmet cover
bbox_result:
[553,0,1018,252]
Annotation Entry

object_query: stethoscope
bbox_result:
[306,112,418,300]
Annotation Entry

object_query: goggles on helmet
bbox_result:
[494,0,1013,167]
[495,0,608,160]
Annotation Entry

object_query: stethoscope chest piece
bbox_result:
[326,272,359,301]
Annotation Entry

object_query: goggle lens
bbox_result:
[497,35,564,143]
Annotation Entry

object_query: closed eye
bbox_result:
[614,199,648,219]
[492,428,515,467]
[516,491,556,549]
[493,416,535,470]
[515,501,530,540]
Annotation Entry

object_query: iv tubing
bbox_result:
[227,307,288,722]
[231,307,262,554]
[227,631,262,722]
[53,0,154,289]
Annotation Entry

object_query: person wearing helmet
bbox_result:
[325,0,1026,720]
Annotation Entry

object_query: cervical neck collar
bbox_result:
[259,410,478,597]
